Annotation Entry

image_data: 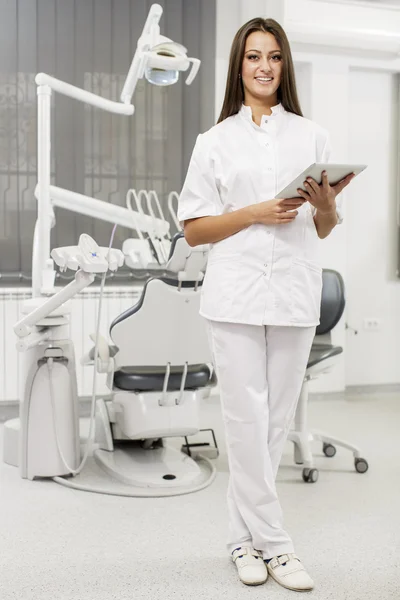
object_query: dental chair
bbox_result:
[287,269,369,483]
[88,233,218,494]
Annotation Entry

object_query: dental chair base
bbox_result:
[4,391,217,495]
[94,444,207,488]
[94,425,207,490]
[91,382,216,489]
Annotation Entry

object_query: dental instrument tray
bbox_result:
[276,162,367,199]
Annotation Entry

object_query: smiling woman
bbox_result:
[218,18,303,123]
[177,14,354,595]
[241,33,283,114]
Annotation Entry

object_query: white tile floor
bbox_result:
[1,390,400,600]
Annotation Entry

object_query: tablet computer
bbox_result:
[276,163,367,199]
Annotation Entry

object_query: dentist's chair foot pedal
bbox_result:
[181,428,219,460]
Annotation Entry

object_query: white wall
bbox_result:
[346,69,400,385]
[215,0,400,390]
[285,1,400,390]
[285,0,400,39]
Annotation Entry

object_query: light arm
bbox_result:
[120,3,163,104]
[35,73,134,115]
[37,185,170,237]
[15,270,95,338]
[17,235,124,339]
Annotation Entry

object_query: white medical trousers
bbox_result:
[206,320,316,560]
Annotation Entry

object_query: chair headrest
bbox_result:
[163,232,208,288]
[317,269,346,335]
[167,232,184,261]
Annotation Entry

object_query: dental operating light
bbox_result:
[33,3,200,296]
[120,4,200,104]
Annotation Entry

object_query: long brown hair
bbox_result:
[217,18,303,123]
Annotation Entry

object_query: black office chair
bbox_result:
[287,269,369,483]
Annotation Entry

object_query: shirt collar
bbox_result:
[238,103,284,127]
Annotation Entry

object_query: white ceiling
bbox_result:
[314,0,400,7]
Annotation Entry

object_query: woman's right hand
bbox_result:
[251,198,306,225]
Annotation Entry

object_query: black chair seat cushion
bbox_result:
[113,364,216,392]
[307,343,342,369]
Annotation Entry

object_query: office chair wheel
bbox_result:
[354,458,369,474]
[302,468,319,483]
[323,443,336,458]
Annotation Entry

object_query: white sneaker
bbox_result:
[266,553,314,591]
[231,547,268,586]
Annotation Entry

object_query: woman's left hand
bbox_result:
[297,171,355,213]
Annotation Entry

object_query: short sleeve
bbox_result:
[177,134,222,226]
[317,129,332,164]
[314,129,343,224]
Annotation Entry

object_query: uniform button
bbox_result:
[264,263,268,267]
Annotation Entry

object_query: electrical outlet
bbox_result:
[363,318,381,331]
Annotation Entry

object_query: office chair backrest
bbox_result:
[317,269,346,336]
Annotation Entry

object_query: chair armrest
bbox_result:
[81,332,117,374]
[106,358,115,391]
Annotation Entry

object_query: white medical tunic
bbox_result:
[177,103,342,327]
